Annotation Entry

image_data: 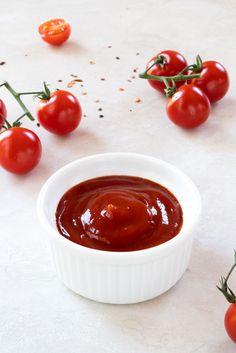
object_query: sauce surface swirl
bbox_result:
[56,175,183,251]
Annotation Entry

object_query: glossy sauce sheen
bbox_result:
[56,175,183,252]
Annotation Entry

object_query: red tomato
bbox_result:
[225,304,236,343]
[166,84,211,129]
[0,99,7,130]
[0,127,42,174]
[38,19,71,46]
[147,50,188,93]
[37,90,82,135]
[191,61,229,103]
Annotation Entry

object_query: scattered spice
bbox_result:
[100,78,106,81]
[83,114,87,117]
[99,115,104,118]
[129,109,133,112]
[127,79,132,83]
[119,88,125,91]
[70,74,78,78]
[136,53,140,56]
[67,81,75,88]
[98,108,102,111]
[37,123,40,127]
[108,45,112,48]
[116,57,120,60]
[0,61,6,66]
[131,75,136,79]
[133,68,137,73]
[82,92,87,95]
[24,54,28,57]
[81,84,84,87]
[67,79,83,88]
[90,60,96,65]
[134,97,141,103]
[94,99,100,103]
[58,79,63,82]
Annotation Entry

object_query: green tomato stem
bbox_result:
[144,55,167,74]
[217,250,236,304]
[1,81,35,121]
[0,81,51,129]
[19,91,45,96]
[139,55,203,97]
[139,71,201,82]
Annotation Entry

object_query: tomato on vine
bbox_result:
[191,61,229,103]
[217,251,236,344]
[166,84,210,128]
[146,50,188,93]
[0,127,42,174]
[38,19,71,46]
[37,90,82,135]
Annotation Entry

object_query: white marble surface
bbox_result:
[1,0,236,352]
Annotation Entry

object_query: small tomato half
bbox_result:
[38,19,71,46]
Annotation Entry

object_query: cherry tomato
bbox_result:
[147,50,188,93]
[0,128,42,174]
[191,61,229,103]
[166,84,211,129]
[38,19,71,46]
[225,304,236,343]
[37,90,82,135]
[0,99,7,130]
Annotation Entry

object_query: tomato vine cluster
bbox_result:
[217,251,236,343]
[0,44,230,176]
[0,83,81,174]
[139,50,229,128]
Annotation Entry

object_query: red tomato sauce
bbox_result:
[56,175,183,252]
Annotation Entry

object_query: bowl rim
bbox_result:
[37,152,201,259]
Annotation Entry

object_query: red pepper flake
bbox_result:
[0,61,6,66]
[67,79,83,87]
[67,81,75,88]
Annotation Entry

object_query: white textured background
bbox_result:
[1,0,236,352]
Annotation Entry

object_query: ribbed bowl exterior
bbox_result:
[49,235,193,304]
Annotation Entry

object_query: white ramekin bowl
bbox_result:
[37,152,201,304]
